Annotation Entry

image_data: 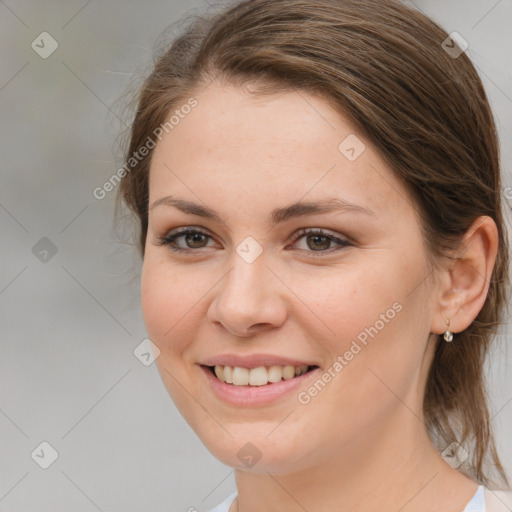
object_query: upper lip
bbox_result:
[200,354,319,369]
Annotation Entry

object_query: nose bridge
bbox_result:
[223,247,270,308]
[221,233,269,294]
[208,243,288,335]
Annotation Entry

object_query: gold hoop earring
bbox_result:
[444,319,453,342]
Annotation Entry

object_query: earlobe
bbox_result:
[431,215,499,338]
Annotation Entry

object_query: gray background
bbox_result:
[1,1,511,511]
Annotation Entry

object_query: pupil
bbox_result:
[186,233,206,248]
[308,235,329,251]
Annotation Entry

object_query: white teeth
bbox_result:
[232,367,249,386]
[268,365,283,383]
[214,365,224,381]
[282,365,295,380]
[223,365,233,384]
[212,364,310,386]
[248,366,268,386]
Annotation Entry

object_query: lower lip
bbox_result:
[200,365,321,406]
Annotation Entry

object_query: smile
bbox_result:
[200,363,322,406]
[208,364,317,386]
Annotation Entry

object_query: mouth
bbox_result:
[202,364,320,386]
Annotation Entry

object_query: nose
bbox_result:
[206,252,288,337]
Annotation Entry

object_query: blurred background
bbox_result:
[1,0,511,510]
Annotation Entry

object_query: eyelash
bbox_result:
[155,227,352,256]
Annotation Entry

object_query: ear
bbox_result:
[431,215,499,336]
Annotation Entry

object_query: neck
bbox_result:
[231,407,477,512]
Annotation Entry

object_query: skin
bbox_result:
[141,81,498,512]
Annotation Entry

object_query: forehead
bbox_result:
[148,82,412,221]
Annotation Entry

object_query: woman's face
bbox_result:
[141,82,440,473]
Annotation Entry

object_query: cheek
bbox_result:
[298,260,404,348]
[141,255,201,418]
[298,254,428,394]
[288,264,425,449]
[141,259,168,340]
[349,275,431,403]
[141,255,197,352]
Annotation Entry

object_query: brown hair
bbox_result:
[116,0,510,488]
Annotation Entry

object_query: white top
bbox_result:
[207,490,237,512]
[207,485,512,512]
[463,486,485,511]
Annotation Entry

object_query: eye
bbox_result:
[155,226,352,255]
[288,228,352,255]
[155,227,216,252]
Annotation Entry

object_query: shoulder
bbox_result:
[484,487,512,512]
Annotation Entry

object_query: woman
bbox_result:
[116,0,512,510]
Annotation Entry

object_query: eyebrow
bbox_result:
[149,195,375,226]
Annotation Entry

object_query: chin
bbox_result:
[192,424,317,475]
